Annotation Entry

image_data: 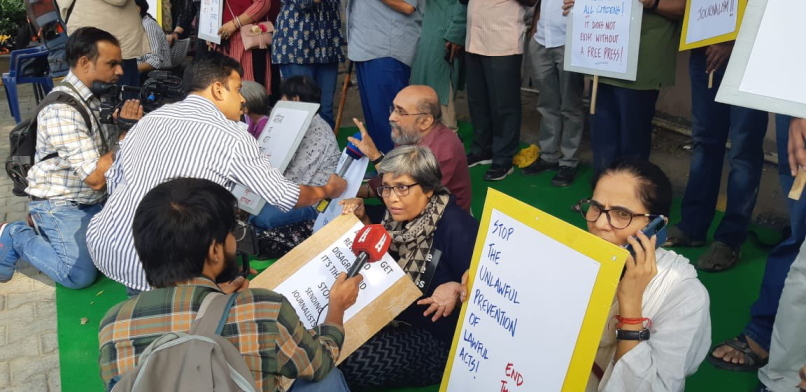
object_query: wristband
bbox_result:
[371,153,385,166]
[616,328,650,341]
[614,315,652,329]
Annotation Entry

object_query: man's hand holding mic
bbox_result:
[325,273,364,327]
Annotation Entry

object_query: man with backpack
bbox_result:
[0,27,141,288]
[99,178,363,391]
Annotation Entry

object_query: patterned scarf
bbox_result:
[382,192,451,283]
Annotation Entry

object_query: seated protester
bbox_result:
[338,146,478,390]
[135,0,172,74]
[241,80,271,139]
[250,75,341,232]
[87,51,347,296]
[0,27,141,288]
[348,85,472,212]
[579,159,711,391]
[99,177,363,391]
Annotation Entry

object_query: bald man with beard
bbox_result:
[349,85,472,212]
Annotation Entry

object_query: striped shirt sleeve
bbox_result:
[228,133,300,212]
[139,17,171,69]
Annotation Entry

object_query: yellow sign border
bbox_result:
[439,189,628,391]
[679,0,748,51]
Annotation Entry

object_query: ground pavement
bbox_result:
[0,85,61,391]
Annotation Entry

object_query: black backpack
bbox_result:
[5,91,91,196]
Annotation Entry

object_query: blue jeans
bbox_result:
[250,204,317,231]
[589,83,660,174]
[677,48,768,248]
[279,63,339,130]
[0,200,101,289]
[355,57,411,154]
[744,114,803,352]
[289,368,350,392]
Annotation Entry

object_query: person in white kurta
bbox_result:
[580,159,712,392]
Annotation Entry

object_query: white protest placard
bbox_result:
[250,214,422,362]
[440,190,627,392]
[146,0,162,27]
[683,0,739,45]
[273,220,402,328]
[715,0,806,118]
[198,0,223,44]
[232,101,320,215]
[313,151,369,232]
[564,0,643,81]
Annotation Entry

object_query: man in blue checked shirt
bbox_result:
[0,27,142,289]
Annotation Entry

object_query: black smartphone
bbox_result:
[623,215,667,257]
[236,223,258,277]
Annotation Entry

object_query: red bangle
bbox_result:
[614,315,652,329]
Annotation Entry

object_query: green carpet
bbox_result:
[57,122,779,391]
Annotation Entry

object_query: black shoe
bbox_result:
[522,159,559,176]
[483,165,513,181]
[551,165,577,187]
[467,153,493,168]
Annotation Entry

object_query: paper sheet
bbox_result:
[685,0,738,44]
[272,221,405,329]
[313,151,370,232]
[737,0,806,105]
[570,0,633,74]
[198,0,223,44]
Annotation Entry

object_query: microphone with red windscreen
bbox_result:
[347,224,392,278]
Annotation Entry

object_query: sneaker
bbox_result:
[696,241,741,272]
[663,225,706,247]
[467,153,493,168]
[483,165,514,181]
[0,223,19,282]
[521,158,559,176]
[551,165,578,187]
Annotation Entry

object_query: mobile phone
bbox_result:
[623,215,667,257]
[236,223,258,277]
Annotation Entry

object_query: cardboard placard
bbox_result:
[679,0,747,51]
[198,0,223,44]
[440,189,628,392]
[250,214,422,362]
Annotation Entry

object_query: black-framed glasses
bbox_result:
[231,220,249,241]
[574,199,657,230]
[389,105,428,117]
[376,183,420,197]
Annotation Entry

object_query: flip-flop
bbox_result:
[707,334,768,372]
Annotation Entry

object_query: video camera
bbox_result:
[90,70,185,126]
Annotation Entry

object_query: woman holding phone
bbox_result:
[575,159,712,391]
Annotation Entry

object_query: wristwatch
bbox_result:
[616,328,651,341]
[371,153,385,166]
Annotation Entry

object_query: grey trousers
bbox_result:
[528,41,585,168]
[758,240,806,392]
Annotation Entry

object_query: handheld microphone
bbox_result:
[346,224,392,278]
[316,132,364,213]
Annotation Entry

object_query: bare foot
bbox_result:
[711,335,769,365]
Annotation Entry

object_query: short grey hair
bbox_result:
[240,81,270,116]
[416,97,442,122]
[377,145,446,193]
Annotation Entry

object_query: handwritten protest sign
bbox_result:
[198,0,223,44]
[251,214,421,361]
[440,190,628,392]
[313,151,369,232]
[565,0,643,81]
[680,0,746,50]
[232,101,319,215]
[716,0,806,118]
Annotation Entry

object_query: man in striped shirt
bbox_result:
[87,52,347,294]
[99,178,362,391]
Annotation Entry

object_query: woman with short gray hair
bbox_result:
[338,145,478,390]
[240,81,271,139]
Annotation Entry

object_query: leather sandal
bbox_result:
[707,334,768,372]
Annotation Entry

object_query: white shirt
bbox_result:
[534,0,568,48]
[588,249,712,392]
[87,95,300,291]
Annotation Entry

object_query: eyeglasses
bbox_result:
[389,106,428,117]
[376,183,420,197]
[574,199,657,230]
[231,220,249,241]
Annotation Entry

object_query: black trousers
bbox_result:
[466,52,523,168]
